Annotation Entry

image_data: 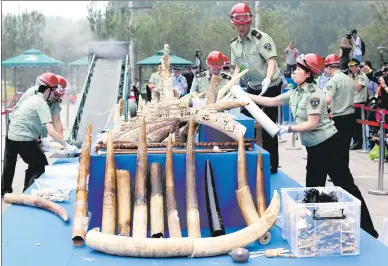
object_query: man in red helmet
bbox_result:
[324,54,356,166]
[2,73,77,196]
[229,2,282,174]
[12,74,66,138]
[191,51,232,95]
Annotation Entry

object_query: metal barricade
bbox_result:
[358,104,369,153]
[286,132,302,150]
[369,111,388,196]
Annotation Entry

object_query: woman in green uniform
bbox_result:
[247,53,378,238]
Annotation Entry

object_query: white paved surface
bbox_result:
[1,103,388,235]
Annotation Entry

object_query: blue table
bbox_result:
[199,113,255,142]
[3,151,388,265]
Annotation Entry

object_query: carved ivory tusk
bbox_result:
[101,132,116,235]
[186,118,201,238]
[4,193,69,222]
[198,101,248,112]
[116,169,131,237]
[166,134,182,238]
[231,86,280,137]
[216,69,250,101]
[72,122,92,246]
[85,190,280,257]
[132,117,148,238]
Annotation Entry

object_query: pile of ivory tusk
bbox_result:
[78,119,279,258]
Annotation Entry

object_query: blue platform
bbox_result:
[3,148,388,265]
[199,113,255,142]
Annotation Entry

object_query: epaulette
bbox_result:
[221,73,232,80]
[308,84,316,93]
[231,37,238,44]
[196,72,206,78]
[251,29,262,40]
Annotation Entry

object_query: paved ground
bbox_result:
[2,102,388,236]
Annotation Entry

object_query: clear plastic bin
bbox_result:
[281,187,361,257]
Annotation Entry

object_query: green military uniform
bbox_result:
[191,71,232,94]
[325,71,355,117]
[230,28,281,88]
[8,93,53,141]
[277,83,337,147]
[11,86,62,138]
[352,72,368,104]
[11,86,62,119]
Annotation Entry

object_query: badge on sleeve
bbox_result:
[263,43,272,51]
[310,97,320,109]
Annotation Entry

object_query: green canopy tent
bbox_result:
[67,56,90,92]
[136,49,193,90]
[1,48,65,131]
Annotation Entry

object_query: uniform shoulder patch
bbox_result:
[251,29,262,40]
[263,43,272,52]
[231,37,238,44]
[308,84,316,93]
[196,72,206,78]
[310,97,320,109]
[221,73,232,80]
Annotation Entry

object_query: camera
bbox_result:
[346,32,352,39]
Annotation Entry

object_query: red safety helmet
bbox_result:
[223,54,230,65]
[56,75,67,89]
[39,73,59,88]
[206,51,225,69]
[296,53,325,75]
[230,3,253,25]
[324,54,340,67]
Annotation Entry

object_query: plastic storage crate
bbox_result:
[281,187,361,257]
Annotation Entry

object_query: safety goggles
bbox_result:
[230,13,252,23]
[54,86,66,96]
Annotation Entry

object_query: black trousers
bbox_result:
[241,82,282,173]
[353,102,366,148]
[332,113,355,166]
[305,134,378,238]
[1,137,48,195]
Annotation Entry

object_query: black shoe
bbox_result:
[350,144,362,150]
[270,168,278,174]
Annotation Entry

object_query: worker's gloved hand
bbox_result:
[278,125,290,135]
[41,138,50,148]
[65,144,79,154]
[259,78,271,96]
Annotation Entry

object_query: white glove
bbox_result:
[41,138,50,148]
[65,144,79,154]
[259,78,271,96]
[278,125,290,135]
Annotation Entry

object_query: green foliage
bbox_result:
[1,10,46,59]
[87,1,130,41]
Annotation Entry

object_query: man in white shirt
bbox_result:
[171,67,188,97]
[351,29,363,62]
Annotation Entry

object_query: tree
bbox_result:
[87,1,130,41]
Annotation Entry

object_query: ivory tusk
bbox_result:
[101,132,116,235]
[165,134,182,238]
[116,169,131,237]
[85,191,280,257]
[132,117,148,238]
[150,163,164,238]
[4,193,69,222]
[231,86,280,137]
[186,118,201,238]
[198,101,248,112]
[72,122,92,246]
[256,151,266,217]
[217,69,249,101]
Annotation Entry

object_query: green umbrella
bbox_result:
[2,48,65,68]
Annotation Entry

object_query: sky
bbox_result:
[1,1,108,21]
